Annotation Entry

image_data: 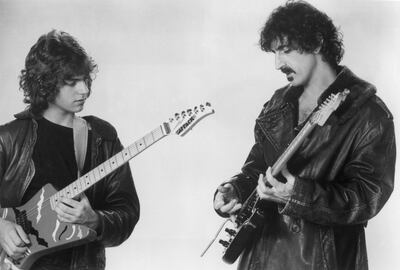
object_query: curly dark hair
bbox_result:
[19,30,98,115]
[259,0,344,68]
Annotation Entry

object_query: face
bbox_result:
[49,75,90,114]
[271,38,318,87]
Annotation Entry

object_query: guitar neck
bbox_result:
[240,119,317,212]
[50,123,170,208]
[271,120,315,176]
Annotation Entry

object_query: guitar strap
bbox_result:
[73,116,88,178]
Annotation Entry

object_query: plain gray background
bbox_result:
[1,0,399,269]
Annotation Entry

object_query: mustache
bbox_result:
[280,66,294,75]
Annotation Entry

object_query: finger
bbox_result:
[79,193,89,203]
[257,185,273,200]
[7,229,25,248]
[79,194,92,208]
[55,204,78,222]
[57,212,77,223]
[281,166,295,185]
[3,235,27,257]
[217,184,233,194]
[56,201,78,216]
[213,196,226,210]
[258,174,274,194]
[228,203,242,214]
[1,242,13,257]
[15,225,30,244]
[265,167,281,188]
[219,199,238,213]
[2,244,26,259]
[257,174,267,192]
[60,197,80,208]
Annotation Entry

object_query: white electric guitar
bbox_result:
[0,103,215,270]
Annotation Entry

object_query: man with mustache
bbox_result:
[213,1,395,270]
[0,30,140,269]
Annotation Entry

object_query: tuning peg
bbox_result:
[194,106,199,113]
[200,104,204,112]
[175,113,180,120]
[187,109,192,116]
[206,102,211,107]
[181,111,187,118]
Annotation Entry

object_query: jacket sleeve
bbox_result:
[93,137,140,247]
[279,116,396,225]
[229,142,267,204]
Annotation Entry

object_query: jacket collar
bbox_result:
[280,66,377,122]
[14,109,42,120]
[14,110,116,140]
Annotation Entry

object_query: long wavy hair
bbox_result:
[259,0,344,68]
[19,30,98,115]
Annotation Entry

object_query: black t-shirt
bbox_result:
[21,117,91,268]
[22,117,91,204]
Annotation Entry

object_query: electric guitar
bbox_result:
[216,90,349,264]
[0,103,215,270]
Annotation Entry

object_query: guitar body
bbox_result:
[0,183,96,270]
[222,209,264,264]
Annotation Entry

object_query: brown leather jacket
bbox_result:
[0,111,140,269]
[223,66,395,270]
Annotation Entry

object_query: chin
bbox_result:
[73,106,84,113]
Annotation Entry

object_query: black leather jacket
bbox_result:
[223,66,395,270]
[0,111,140,270]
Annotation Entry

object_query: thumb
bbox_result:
[77,193,90,204]
[281,166,295,185]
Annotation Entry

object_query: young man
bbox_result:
[0,30,140,269]
[214,1,395,270]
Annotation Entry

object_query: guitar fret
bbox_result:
[104,159,112,173]
[60,189,67,198]
[98,164,106,178]
[115,153,124,166]
[93,167,101,183]
[154,126,164,139]
[135,139,146,152]
[86,172,93,186]
[121,149,129,161]
[128,144,138,157]
[66,185,73,198]
[77,177,83,192]
[110,156,118,170]
[144,133,154,146]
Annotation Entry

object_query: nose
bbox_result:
[75,80,89,96]
[275,52,284,70]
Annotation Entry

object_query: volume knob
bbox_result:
[225,228,236,236]
[219,239,230,248]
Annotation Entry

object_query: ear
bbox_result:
[314,34,323,54]
[313,46,322,54]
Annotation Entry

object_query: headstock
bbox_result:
[311,89,350,126]
[167,102,215,136]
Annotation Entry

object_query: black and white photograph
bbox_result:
[0,0,399,269]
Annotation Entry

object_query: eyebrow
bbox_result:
[65,75,86,81]
[271,44,289,53]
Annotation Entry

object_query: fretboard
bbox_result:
[50,123,170,209]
